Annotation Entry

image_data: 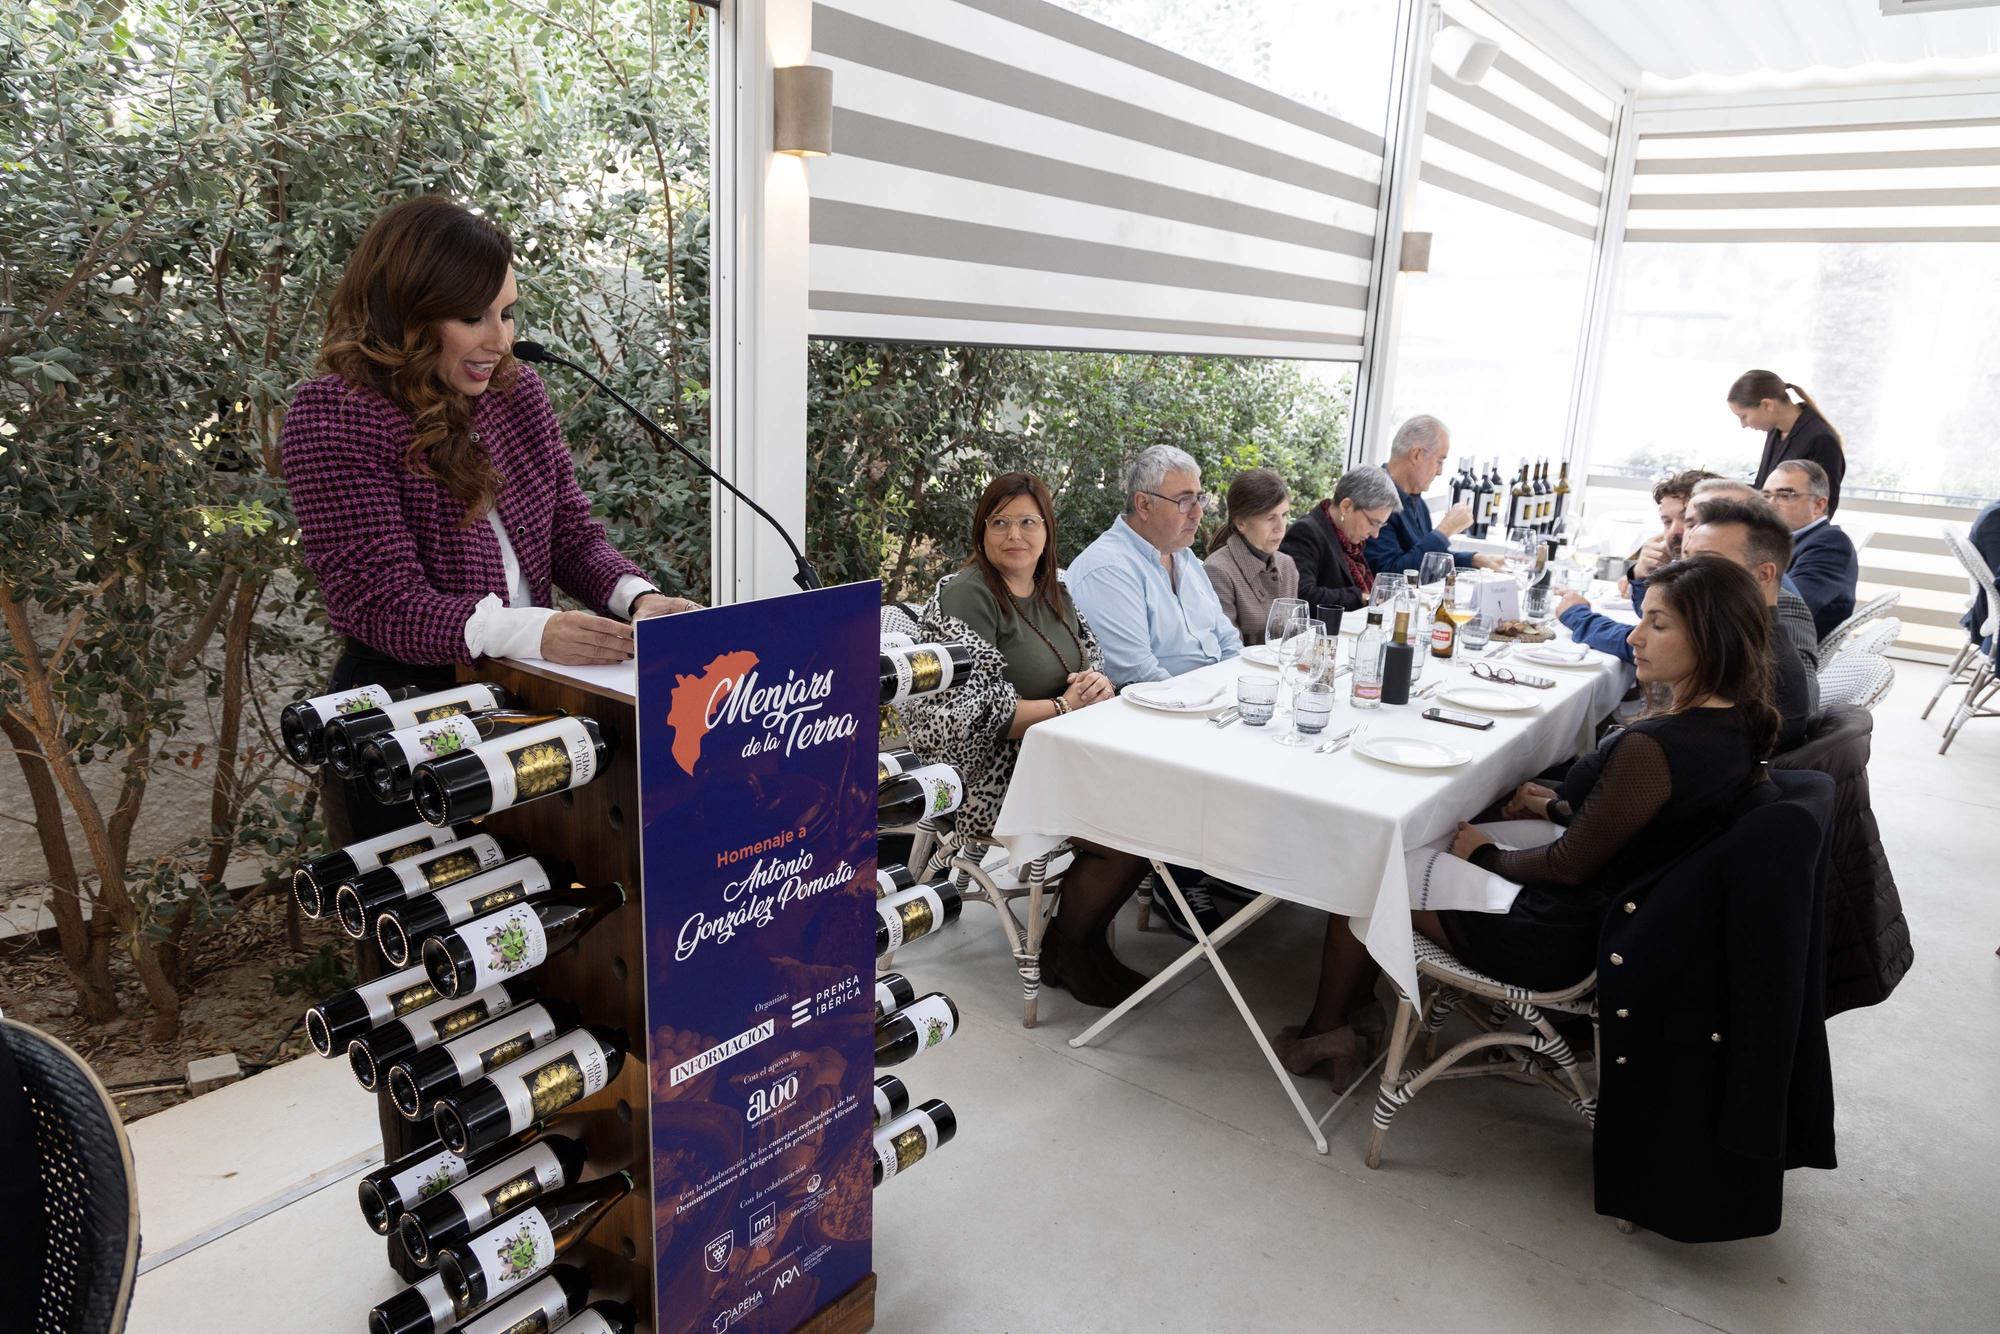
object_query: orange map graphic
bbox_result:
[667,650,760,775]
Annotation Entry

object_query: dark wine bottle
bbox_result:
[323,683,515,778]
[375,856,562,968]
[347,981,532,1092]
[396,1132,588,1266]
[356,1125,544,1236]
[389,999,577,1122]
[306,964,439,1058]
[876,748,920,784]
[874,991,959,1067]
[872,1099,957,1187]
[877,764,964,826]
[451,1267,595,1334]
[874,863,917,899]
[293,822,470,919]
[366,1272,463,1334]
[333,834,512,941]
[433,1026,628,1155]
[561,1301,639,1334]
[873,1073,910,1128]
[875,881,963,957]
[874,971,915,1020]
[422,883,625,999]
[362,710,570,803]
[437,1171,634,1315]
[412,716,609,826]
[880,642,973,704]
[281,683,422,766]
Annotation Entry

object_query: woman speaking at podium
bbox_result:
[281,195,698,846]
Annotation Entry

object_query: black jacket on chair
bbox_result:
[1280,505,1369,617]
[1773,706,1913,1016]
[1593,769,1838,1242]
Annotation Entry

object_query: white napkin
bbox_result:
[1526,641,1591,663]
[1402,819,1562,914]
[1124,681,1226,710]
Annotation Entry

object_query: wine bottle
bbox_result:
[560,1302,639,1334]
[879,629,916,650]
[878,764,964,826]
[874,991,959,1067]
[293,822,471,919]
[306,964,440,1058]
[390,999,578,1123]
[874,1073,910,1128]
[1429,568,1460,661]
[362,710,570,803]
[433,1026,628,1155]
[1553,460,1571,524]
[872,1099,957,1187]
[875,971,915,1020]
[333,834,512,941]
[375,856,561,968]
[367,1272,466,1334]
[422,883,625,999]
[875,881,963,956]
[876,748,921,784]
[437,1171,634,1315]
[323,683,515,778]
[1350,608,1385,710]
[880,642,973,705]
[412,716,609,826]
[396,1132,588,1266]
[452,1267,595,1334]
[1470,465,1492,539]
[348,981,532,1092]
[1381,604,1414,707]
[1401,568,1427,687]
[874,863,917,900]
[281,683,422,766]
[356,1126,543,1236]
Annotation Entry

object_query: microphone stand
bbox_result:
[512,340,822,593]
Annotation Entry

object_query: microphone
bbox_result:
[511,340,822,592]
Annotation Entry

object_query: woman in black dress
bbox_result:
[1731,368,1846,516]
[1277,555,1778,1078]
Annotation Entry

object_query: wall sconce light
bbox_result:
[1400,231,1433,273]
[773,65,834,157]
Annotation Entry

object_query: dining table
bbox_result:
[990,619,1628,1152]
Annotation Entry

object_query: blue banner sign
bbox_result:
[636,582,880,1333]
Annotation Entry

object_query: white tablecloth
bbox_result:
[991,645,1626,1004]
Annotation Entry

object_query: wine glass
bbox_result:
[1273,617,1323,710]
[1505,528,1534,581]
[1275,623,1331,747]
[1264,597,1308,650]
[1370,571,1404,610]
[1418,551,1453,601]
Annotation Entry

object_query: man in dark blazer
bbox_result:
[1361,415,1506,577]
[1962,498,2000,651]
[1764,460,1857,641]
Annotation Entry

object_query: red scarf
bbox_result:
[1322,500,1374,598]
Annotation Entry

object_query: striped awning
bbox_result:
[806,0,1385,360]
[1627,116,2000,244]
[1418,0,1618,242]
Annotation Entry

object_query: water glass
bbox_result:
[1291,682,1335,736]
[1461,614,1494,653]
[1235,674,1278,726]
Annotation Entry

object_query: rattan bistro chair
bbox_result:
[918,821,1073,1027]
[0,1016,141,1334]
[1816,589,1901,658]
[1922,529,1993,722]
[1364,935,1598,1171]
[1818,652,1896,713]
[1840,617,1903,659]
[1934,530,2000,755]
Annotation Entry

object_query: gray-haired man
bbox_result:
[1362,415,1505,576]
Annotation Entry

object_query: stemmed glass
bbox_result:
[1505,528,1535,582]
[1264,597,1308,651]
[1370,571,1404,611]
[1275,622,1332,747]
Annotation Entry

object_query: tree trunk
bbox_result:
[1,713,119,1020]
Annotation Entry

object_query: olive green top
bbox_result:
[937,570,1087,701]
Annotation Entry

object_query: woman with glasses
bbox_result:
[1203,468,1299,646]
[1279,464,1400,618]
[903,473,1152,1007]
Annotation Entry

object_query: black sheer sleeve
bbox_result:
[1470,732,1671,886]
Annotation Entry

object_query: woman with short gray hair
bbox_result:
[1279,465,1401,616]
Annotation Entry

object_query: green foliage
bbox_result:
[271,941,354,998]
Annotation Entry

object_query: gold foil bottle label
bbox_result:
[500,1314,551,1334]
[481,1035,533,1074]
[482,1167,544,1217]
[381,838,431,865]
[526,1052,586,1119]
[896,898,936,944]
[417,702,472,723]
[390,981,439,1016]
[507,739,574,801]
[433,999,491,1041]
[893,1125,928,1173]
[423,850,480,888]
[471,887,524,914]
[906,649,944,694]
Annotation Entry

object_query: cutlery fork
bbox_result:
[1319,722,1365,754]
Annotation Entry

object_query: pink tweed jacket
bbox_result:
[280,367,645,665]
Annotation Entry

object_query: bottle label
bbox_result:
[893,994,956,1051]
[348,823,454,874]
[493,1031,611,1133]
[396,985,517,1047]
[446,1004,561,1083]
[430,861,554,931]
[874,868,911,899]
[876,751,913,782]
[310,684,393,726]
[874,1083,893,1127]
[431,995,496,1043]
[392,836,506,895]
[353,967,441,1026]
[410,1272,456,1326]
[447,1142,565,1232]
[451,902,551,994]
[477,719,598,812]
[876,885,944,952]
[874,977,908,1019]
[458,1206,555,1301]
[873,1110,939,1183]
[456,1274,574,1334]
[903,766,964,819]
[386,1144,470,1212]
[557,1314,616,1334]
[394,715,485,771]
[884,645,958,703]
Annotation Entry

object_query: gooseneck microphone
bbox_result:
[511,340,822,592]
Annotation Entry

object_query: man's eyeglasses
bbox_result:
[984,514,1045,535]
[1141,489,1216,515]
[1762,487,1804,503]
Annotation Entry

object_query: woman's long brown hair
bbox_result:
[966,472,1066,619]
[319,196,517,526]
[1641,554,1779,757]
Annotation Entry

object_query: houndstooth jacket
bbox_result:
[280,367,646,665]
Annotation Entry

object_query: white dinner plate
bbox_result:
[1520,645,1596,669]
[1352,734,1471,770]
[1122,681,1232,715]
[1240,644,1281,668]
[1438,682,1536,714]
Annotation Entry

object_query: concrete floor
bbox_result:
[125,661,2000,1333]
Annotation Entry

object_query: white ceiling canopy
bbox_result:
[1557,0,2000,87]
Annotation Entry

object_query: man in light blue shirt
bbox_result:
[1067,445,1243,686]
